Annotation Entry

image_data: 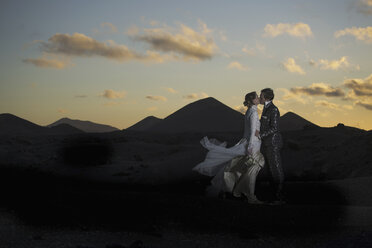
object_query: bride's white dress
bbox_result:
[193,105,264,202]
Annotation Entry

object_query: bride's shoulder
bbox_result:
[248,105,258,113]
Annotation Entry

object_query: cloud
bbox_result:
[39,33,144,61]
[279,88,308,104]
[235,105,246,114]
[263,22,312,39]
[356,100,372,110]
[100,89,126,99]
[147,106,158,111]
[334,26,372,43]
[104,101,125,107]
[242,42,269,58]
[344,74,372,97]
[133,22,217,61]
[219,30,227,41]
[101,22,118,33]
[146,95,167,101]
[183,92,209,99]
[184,93,198,99]
[357,0,372,15]
[164,87,178,94]
[126,25,140,36]
[227,61,249,71]
[22,56,70,69]
[309,59,317,66]
[290,83,345,97]
[75,95,88,98]
[311,56,360,71]
[343,105,354,110]
[282,58,306,75]
[315,100,340,109]
[200,92,209,98]
[58,108,68,114]
[242,47,256,56]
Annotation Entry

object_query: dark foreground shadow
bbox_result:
[0,167,348,237]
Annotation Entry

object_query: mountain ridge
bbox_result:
[48,117,119,133]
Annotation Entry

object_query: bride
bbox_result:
[192,92,265,204]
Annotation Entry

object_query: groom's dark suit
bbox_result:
[260,101,284,200]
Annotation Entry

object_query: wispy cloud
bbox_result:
[126,25,140,36]
[133,21,217,61]
[235,105,246,114]
[28,21,217,66]
[100,89,126,99]
[164,87,178,94]
[75,95,88,98]
[344,74,372,97]
[183,92,209,99]
[356,100,372,110]
[315,100,340,109]
[146,95,167,101]
[58,108,68,114]
[343,105,354,110]
[310,56,360,71]
[357,0,372,15]
[282,58,305,75]
[147,106,158,111]
[227,61,249,71]
[31,33,170,64]
[22,56,71,69]
[279,88,308,104]
[242,42,267,57]
[335,26,372,43]
[101,22,118,33]
[290,83,345,97]
[39,33,143,60]
[280,74,372,112]
[93,22,119,35]
[242,47,256,56]
[104,101,125,107]
[263,22,313,39]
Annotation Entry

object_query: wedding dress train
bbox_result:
[193,105,265,202]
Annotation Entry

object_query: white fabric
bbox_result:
[245,105,261,154]
[192,106,264,199]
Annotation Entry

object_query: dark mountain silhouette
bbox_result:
[0,113,87,136]
[0,113,48,135]
[279,112,318,132]
[48,117,119,133]
[49,123,84,135]
[147,97,244,133]
[126,116,162,131]
[127,98,319,133]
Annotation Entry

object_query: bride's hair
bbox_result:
[243,91,257,107]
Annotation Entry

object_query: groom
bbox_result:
[256,88,285,203]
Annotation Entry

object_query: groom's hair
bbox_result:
[261,88,274,100]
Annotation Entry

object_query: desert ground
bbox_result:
[1,125,372,247]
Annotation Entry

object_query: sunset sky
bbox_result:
[1,0,372,130]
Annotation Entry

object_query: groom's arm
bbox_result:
[260,107,280,138]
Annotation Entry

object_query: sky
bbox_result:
[1,0,372,130]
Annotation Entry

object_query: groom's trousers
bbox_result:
[262,144,284,198]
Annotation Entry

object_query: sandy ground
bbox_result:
[1,131,372,247]
[1,167,372,248]
[2,203,372,248]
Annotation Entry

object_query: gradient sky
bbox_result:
[1,0,372,130]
